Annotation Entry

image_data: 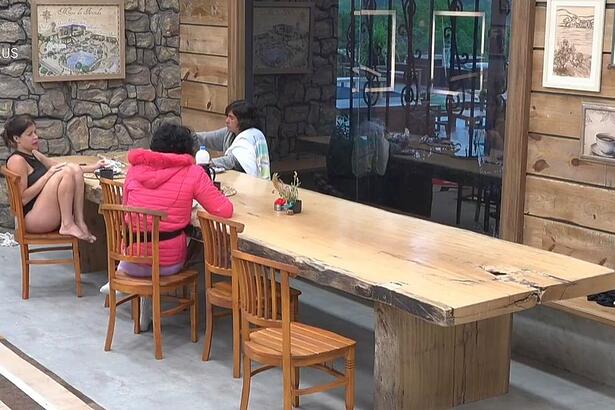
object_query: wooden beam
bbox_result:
[500,0,536,243]
[228,0,245,101]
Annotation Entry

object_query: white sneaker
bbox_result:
[140,298,152,331]
[100,282,110,295]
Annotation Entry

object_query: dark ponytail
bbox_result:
[2,115,35,148]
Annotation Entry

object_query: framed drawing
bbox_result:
[542,0,605,92]
[31,0,125,82]
[580,103,615,164]
[253,2,313,75]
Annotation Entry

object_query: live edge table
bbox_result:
[69,155,615,410]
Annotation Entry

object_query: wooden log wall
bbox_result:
[525,1,615,319]
[179,0,232,131]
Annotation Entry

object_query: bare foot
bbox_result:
[77,223,96,243]
[59,224,92,242]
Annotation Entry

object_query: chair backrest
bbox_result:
[232,249,298,333]
[99,203,166,283]
[197,210,245,278]
[1,166,26,242]
[100,178,123,205]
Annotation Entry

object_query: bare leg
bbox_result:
[57,168,89,240]
[25,171,89,241]
[66,164,95,242]
[25,172,63,233]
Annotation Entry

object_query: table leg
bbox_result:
[374,302,511,410]
[79,200,108,273]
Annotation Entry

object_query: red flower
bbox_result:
[274,198,286,206]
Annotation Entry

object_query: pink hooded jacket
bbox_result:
[123,149,233,266]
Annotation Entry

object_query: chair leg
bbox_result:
[104,286,117,352]
[240,355,251,410]
[345,347,356,410]
[202,298,214,361]
[190,281,198,343]
[292,367,300,407]
[20,244,29,300]
[232,300,241,378]
[153,295,162,360]
[104,295,109,308]
[132,296,141,334]
[71,240,82,297]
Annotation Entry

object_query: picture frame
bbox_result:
[252,2,314,75]
[542,0,605,92]
[31,0,125,82]
[580,103,615,165]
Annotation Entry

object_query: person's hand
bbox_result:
[94,159,108,170]
[46,162,66,177]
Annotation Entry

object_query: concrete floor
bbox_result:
[1,245,615,409]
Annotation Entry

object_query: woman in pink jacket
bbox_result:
[119,123,233,276]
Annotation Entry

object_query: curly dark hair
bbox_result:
[2,115,35,148]
[150,123,194,155]
[225,100,261,132]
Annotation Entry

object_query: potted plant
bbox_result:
[272,171,302,214]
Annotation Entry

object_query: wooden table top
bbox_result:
[69,154,615,326]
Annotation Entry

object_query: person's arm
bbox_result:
[192,166,233,218]
[211,154,241,171]
[31,149,105,173]
[195,127,228,152]
[7,156,65,206]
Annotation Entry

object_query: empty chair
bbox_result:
[197,211,300,378]
[1,166,81,299]
[100,203,198,360]
[233,250,355,409]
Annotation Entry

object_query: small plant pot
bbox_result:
[290,200,302,214]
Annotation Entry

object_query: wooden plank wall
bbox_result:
[179,0,229,131]
[525,1,615,316]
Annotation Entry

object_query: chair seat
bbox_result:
[23,230,77,243]
[207,280,302,309]
[113,269,198,295]
[244,322,355,363]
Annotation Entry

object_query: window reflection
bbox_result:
[249,0,511,236]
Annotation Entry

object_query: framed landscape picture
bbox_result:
[580,103,615,165]
[542,0,605,92]
[31,0,125,82]
[253,2,314,75]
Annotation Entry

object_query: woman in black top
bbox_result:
[2,115,106,242]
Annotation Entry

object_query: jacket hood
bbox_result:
[127,149,195,189]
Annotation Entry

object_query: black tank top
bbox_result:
[7,151,47,214]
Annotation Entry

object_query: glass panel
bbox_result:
[249,0,511,236]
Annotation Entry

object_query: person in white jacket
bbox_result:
[195,100,271,180]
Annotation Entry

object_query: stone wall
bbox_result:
[0,0,181,228]
[253,0,338,160]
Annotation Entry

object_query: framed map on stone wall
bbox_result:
[31,0,125,82]
[253,2,314,75]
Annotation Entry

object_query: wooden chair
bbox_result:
[233,250,355,409]
[197,211,300,378]
[100,178,123,308]
[100,203,198,360]
[100,178,123,205]
[0,166,81,299]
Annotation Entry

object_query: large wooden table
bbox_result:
[69,155,615,409]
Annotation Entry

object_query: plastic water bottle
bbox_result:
[195,146,210,166]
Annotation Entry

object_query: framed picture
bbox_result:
[542,0,605,92]
[580,103,615,164]
[252,2,313,75]
[31,0,125,82]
